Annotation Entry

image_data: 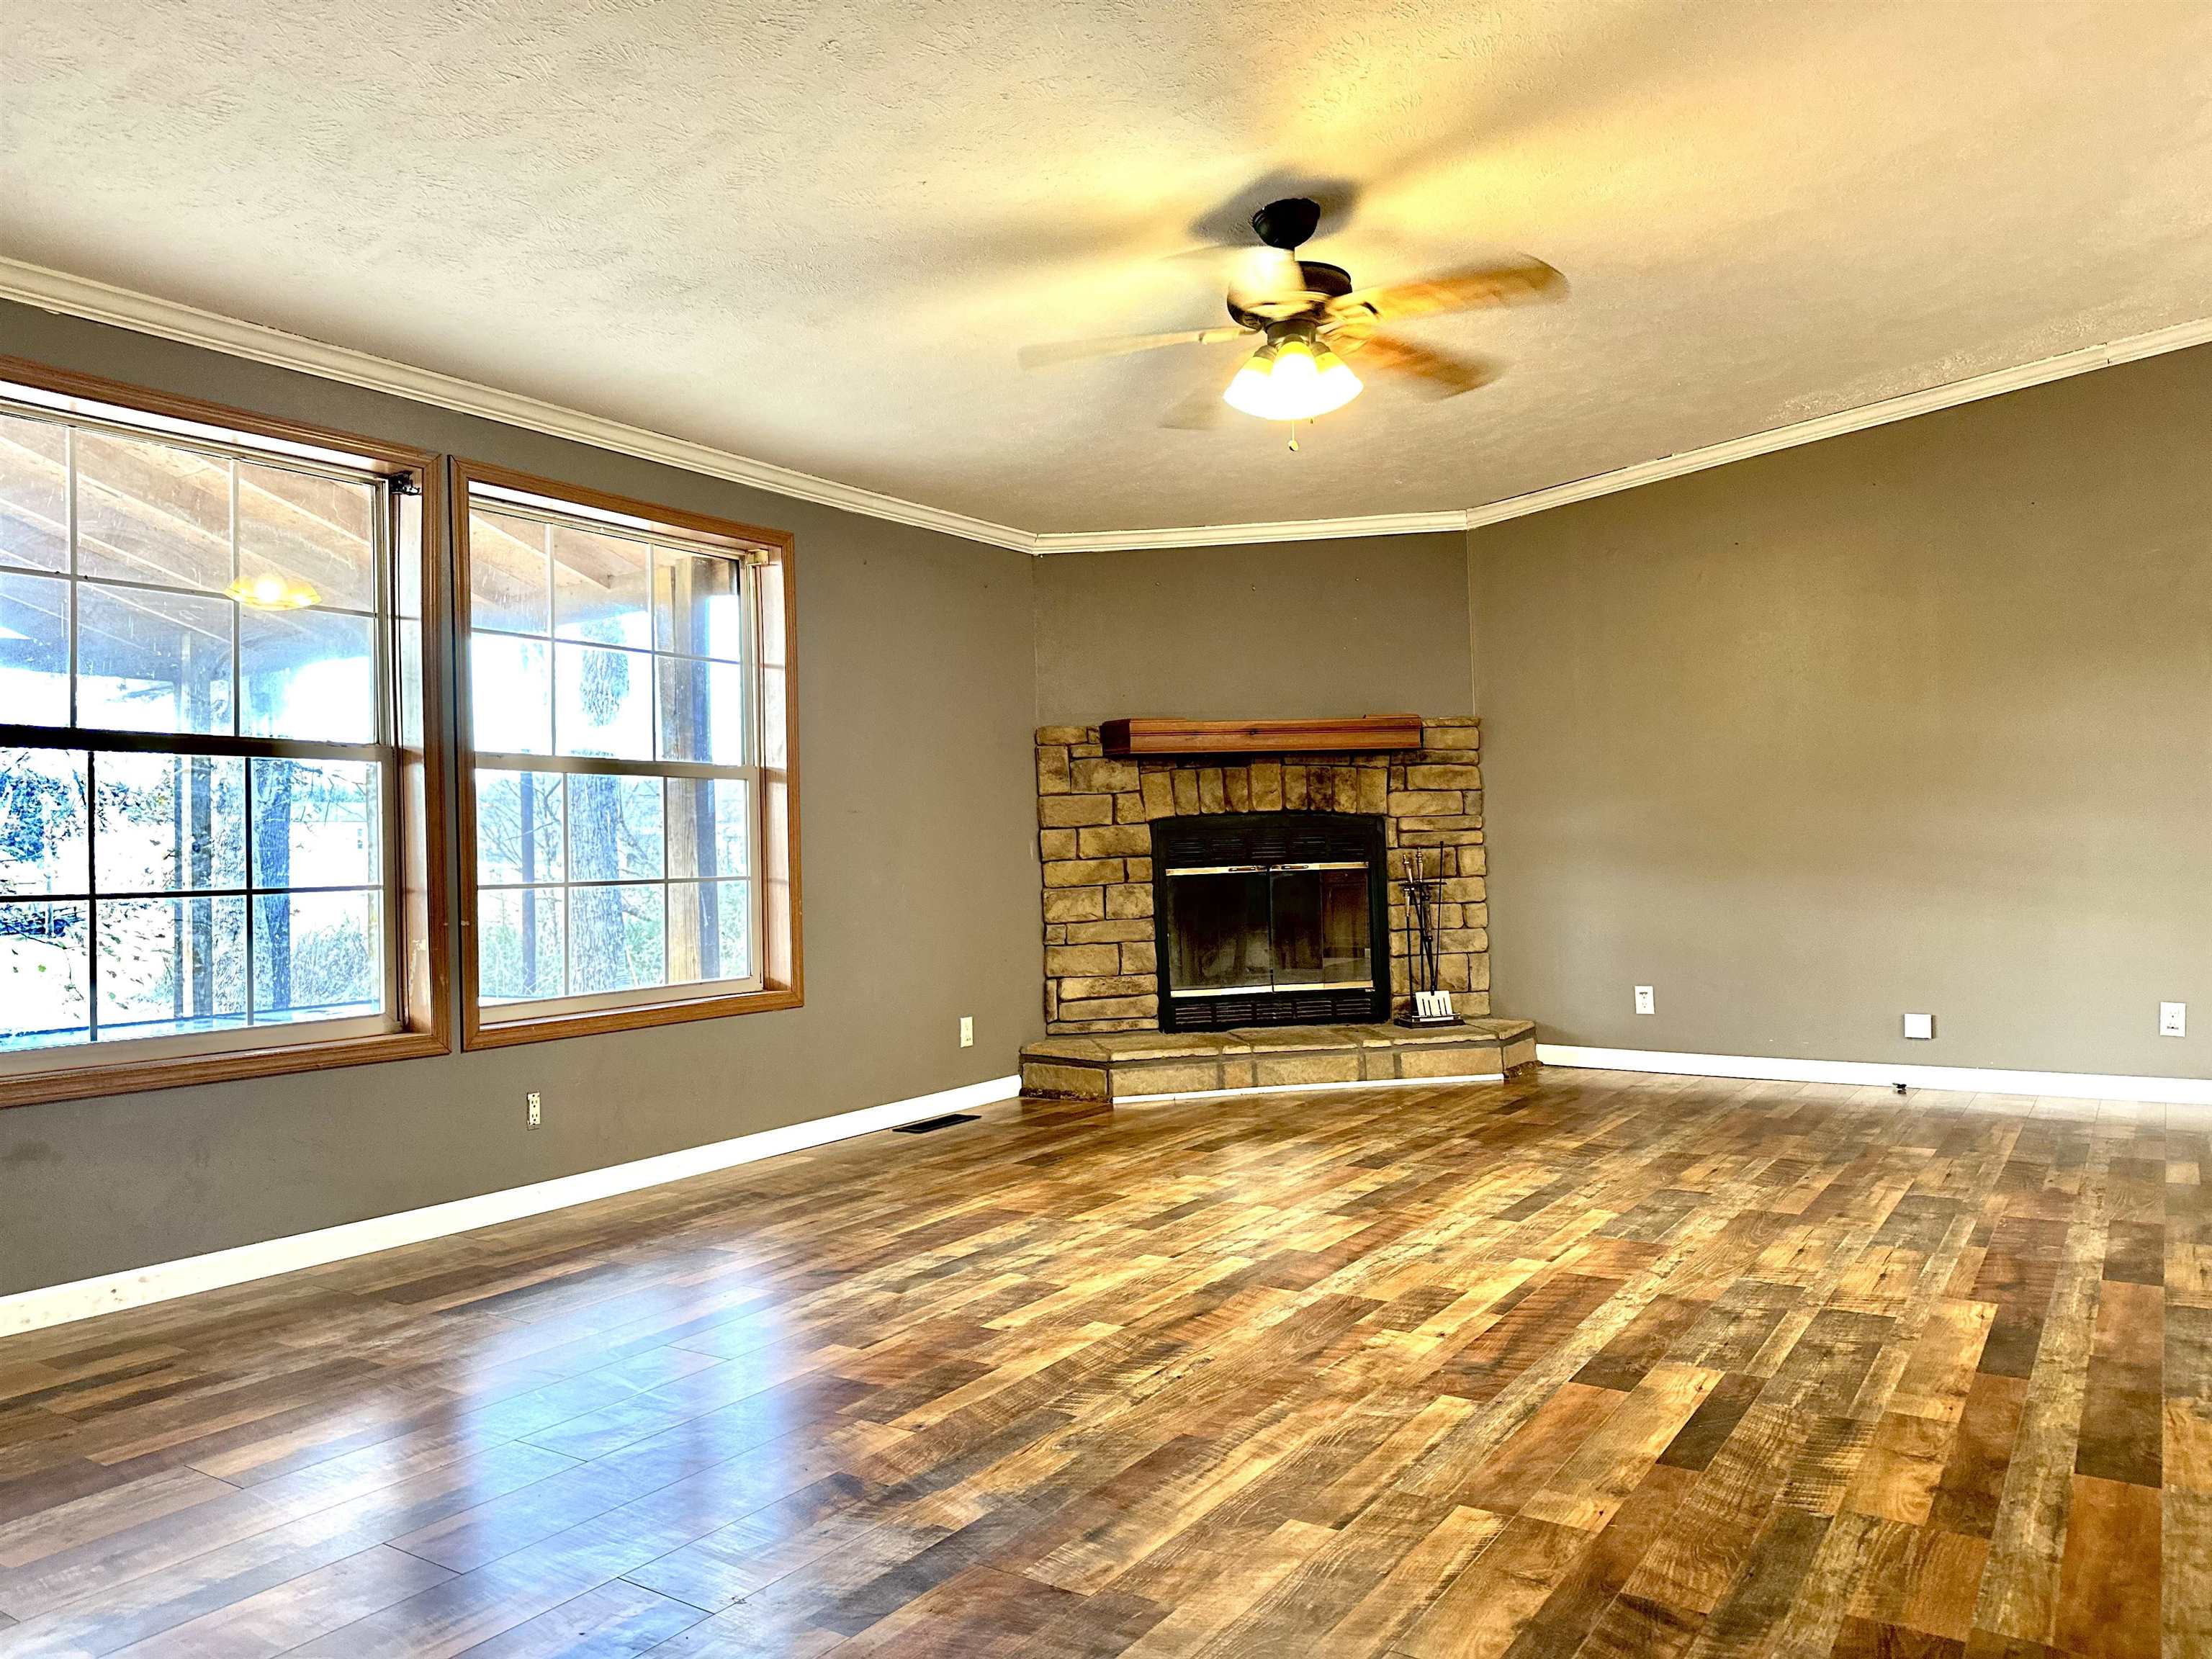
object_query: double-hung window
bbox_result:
[454,462,799,1046]
[0,364,446,1105]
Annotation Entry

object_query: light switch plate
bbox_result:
[1902,1013,1936,1040]
[2162,1002,2188,1038]
[1633,986,1655,1016]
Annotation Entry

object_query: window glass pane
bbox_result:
[238,462,377,613]
[567,773,664,881]
[251,758,381,890]
[0,570,69,726]
[654,549,746,660]
[396,493,422,621]
[479,886,564,1001]
[0,414,68,572]
[470,633,551,753]
[75,431,232,590]
[467,498,766,1020]
[475,769,564,885]
[0,410,405,1063]
[96,895,248,1035]
[253,889,380,1022]
[468,511,548,634]
[94,752,246,894]
[241,607,375,742]
[759,660,786,770]
[655,657,746,764]
[665,778,749,879]
[569,881,664,994]
[397,617,424,750]
[554,525,652,649]
[76,584,235,734]
[0,899,89,1048]
[1,748,89,896]
[668,881,749,984]
[556,642,650,759]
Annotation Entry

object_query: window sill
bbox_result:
[463,984,803,1050]
[0,1027,451,1110]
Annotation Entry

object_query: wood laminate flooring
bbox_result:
[0,1068,2199,1657]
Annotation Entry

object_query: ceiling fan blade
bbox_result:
[1331,332,1501,398]
[1018,325,1251,370]
[1328,256,1566,326]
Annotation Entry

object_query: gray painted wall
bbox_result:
[1032,534,1471,726]
[7,297,2208,1300]
[1472,343,2212,1080]
[0,304,1044,1296]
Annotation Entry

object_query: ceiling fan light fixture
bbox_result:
[1221,341,1280,418]
[1220,335,1362,421]
[1312,342,1362,411]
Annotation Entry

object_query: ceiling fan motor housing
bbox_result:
[1251,197,1322,250]
[1226,260,1352,331]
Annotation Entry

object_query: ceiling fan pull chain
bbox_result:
[1287,421,1301,453]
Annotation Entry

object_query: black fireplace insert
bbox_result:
[1150,811,1390,1032]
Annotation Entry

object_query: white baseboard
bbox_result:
[1117,1071,1505,1104]
[1537,1045,2212,1107]
[0,1074,1020,1339]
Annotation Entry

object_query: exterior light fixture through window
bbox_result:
[226,572,320,610]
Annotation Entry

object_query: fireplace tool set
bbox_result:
[1394,848,1463,1027]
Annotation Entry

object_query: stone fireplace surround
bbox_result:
[1035,717,1491,1035]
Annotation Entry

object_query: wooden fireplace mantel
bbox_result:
[1099,715,1426,758]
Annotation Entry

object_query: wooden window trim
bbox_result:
[0,357,454,1109]
[450,459,802,1051]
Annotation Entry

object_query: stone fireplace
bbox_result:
[1034,716,1491,1035]
[1154,811,1389,1030]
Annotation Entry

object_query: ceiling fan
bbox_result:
[1019,197,1565,435]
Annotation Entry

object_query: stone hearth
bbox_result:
[1020,1018,1537,1102]
[1033,717,1489,1035]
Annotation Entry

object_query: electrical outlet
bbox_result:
[526,1092,541,1128]
[959,1015,974,1048]
[1633,986,1655,1016]
[2162,1002,2188,1038]
[1902,1013,1936,1040]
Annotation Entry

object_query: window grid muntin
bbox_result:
[0,398,402,1058]
[473,767,752,1005]
[28,564,386,622]
[470,516,749,765]
[1,750,395,1051]
[464,493,764,1016]
[4,398,396,743]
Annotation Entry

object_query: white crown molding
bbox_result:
[0,1073,1020,1337]
[0,258,1041,552]
[1040,312,2212,552]
[1459,314,2212,535]
[1029,508,1472,554]
[1539,1044,2212,1107]
[6,257,2208,556]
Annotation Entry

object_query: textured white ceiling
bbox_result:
[5,1,2210,536]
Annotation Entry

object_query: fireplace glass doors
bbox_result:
[1152,813,1389,1031]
